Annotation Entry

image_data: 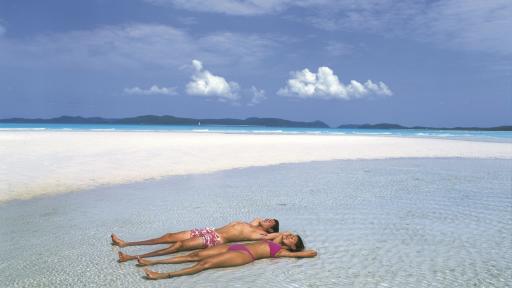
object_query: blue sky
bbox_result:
[0,0,510,127]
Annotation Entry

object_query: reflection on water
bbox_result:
[0,159,510,287]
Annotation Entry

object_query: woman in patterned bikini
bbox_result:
[140,233,317,280]
[114,218,280,262]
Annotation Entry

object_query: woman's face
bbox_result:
[283,233,298,249]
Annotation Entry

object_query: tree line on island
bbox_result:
[0,115,510,131]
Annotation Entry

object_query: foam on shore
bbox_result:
[1,131,511,202]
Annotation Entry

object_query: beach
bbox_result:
[3,0,511,286]
[1,131,511,287]
[0,131,510,202]
[1,158,511,287]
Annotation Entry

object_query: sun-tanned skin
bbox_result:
[115,218,279,262]
[112,218,276,247]
[141,233,317,280]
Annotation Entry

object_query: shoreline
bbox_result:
[1,126,511,142]
[0,156,498,206]
[1,131,511,202]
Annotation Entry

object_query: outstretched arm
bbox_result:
[276,249,317,258]
[263,232,282,240]
[247,232,280,241]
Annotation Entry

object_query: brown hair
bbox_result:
[270,219,280,233]
[291,235,304,252]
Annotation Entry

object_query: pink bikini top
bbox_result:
[265,240,282,257]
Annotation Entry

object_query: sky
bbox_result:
[0,0,511,127]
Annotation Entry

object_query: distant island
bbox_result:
[0,116,510,131]
[337,123,512,131]
[0,115,329,128]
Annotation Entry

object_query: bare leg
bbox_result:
[137,245,230,266]
[118,237,206,262]
[144,251,253,280]
[111,231,191,247]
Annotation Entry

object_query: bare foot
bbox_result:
[137,257,152,266]
[144,268,169,280]
[118,251,133,262]
[111,234,127,247]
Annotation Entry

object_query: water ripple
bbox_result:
[0,159,510,287]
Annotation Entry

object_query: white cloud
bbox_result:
[185,59,267,105]
[364,80,392,96]
[0,24,5,36]
[278,66,392,100]
[124,85,177,95]
[145,0,293,15]
[302,0,512,56]
[415,0,512,55]
[145,0,512,56]
[0,24,279,71]
[186,59,240,100]
[248,86,266,106]
[303,1,423,33]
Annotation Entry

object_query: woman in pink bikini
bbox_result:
[140,233,317,280]
[114,218,280,262]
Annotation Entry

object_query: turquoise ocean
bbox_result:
[1,123,511,142]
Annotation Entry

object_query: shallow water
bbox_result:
[0,158,511,287]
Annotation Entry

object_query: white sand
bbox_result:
[1,131,510,202]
